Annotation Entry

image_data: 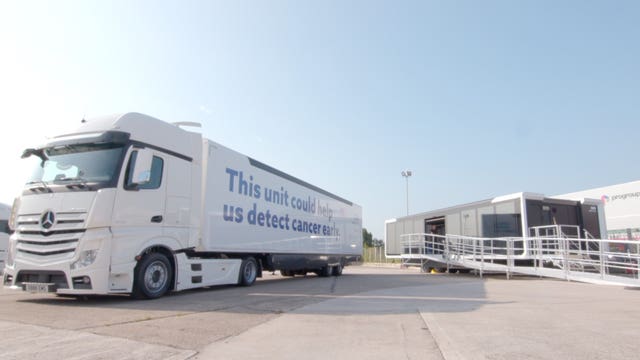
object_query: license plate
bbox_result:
[23,282,57,293]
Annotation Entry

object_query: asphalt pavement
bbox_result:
[1,266,639,359]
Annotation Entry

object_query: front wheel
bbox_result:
[239,257,258,286]
[132,253,172,300]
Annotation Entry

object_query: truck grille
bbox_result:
[15,212,86,261]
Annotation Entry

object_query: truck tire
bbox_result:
[281,269,294,277]
[132,253,172,300]
[318,265,332,277]
[332,264,343,276]
[239,257,258,286]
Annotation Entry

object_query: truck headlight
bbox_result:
[71,250,98,270]
[6,237,16,267]
[8,197,19,232]
[6,249,12,267]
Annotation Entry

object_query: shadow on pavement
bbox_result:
[13,270,499,316]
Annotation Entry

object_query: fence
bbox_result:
[362,246,397,264]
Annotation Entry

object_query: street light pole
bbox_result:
[401,170,412,216]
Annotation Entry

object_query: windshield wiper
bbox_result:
[26,180,52,193]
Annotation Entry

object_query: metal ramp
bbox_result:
[400,225,640,287]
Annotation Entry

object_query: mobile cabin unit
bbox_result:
[385,192,605,265]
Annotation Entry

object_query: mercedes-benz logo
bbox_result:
[41,210,56,229]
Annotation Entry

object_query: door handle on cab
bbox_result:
[151,215,163,223]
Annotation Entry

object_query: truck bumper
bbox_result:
[3,261,112,295]
[2,227,130,295]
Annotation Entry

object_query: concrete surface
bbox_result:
[0,320,195,360]
[1,266,640,359]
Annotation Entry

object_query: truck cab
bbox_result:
[3,113,202,298]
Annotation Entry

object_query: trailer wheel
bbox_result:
[281,269,294,277]
[332,264,343,276]
[239,257,258,286]
[132,253,172,300]
[318,266,332,277]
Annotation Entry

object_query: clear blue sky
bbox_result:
[0,1,638,239]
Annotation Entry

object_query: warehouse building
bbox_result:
[560,180,640,241]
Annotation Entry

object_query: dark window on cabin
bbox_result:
[481,214,522,238]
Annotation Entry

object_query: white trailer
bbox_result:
[3,113,362,299]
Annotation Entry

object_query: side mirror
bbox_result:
[21,148,37,159]
[21,148,46,161]
[131,149,153,185]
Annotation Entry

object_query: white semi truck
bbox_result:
[3,113,362,299]
[0,203,10,272]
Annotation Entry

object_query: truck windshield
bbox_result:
[26,143,125,187]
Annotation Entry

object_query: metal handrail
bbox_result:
[399,232,640,287]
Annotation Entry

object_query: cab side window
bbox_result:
[125,150,164,190]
